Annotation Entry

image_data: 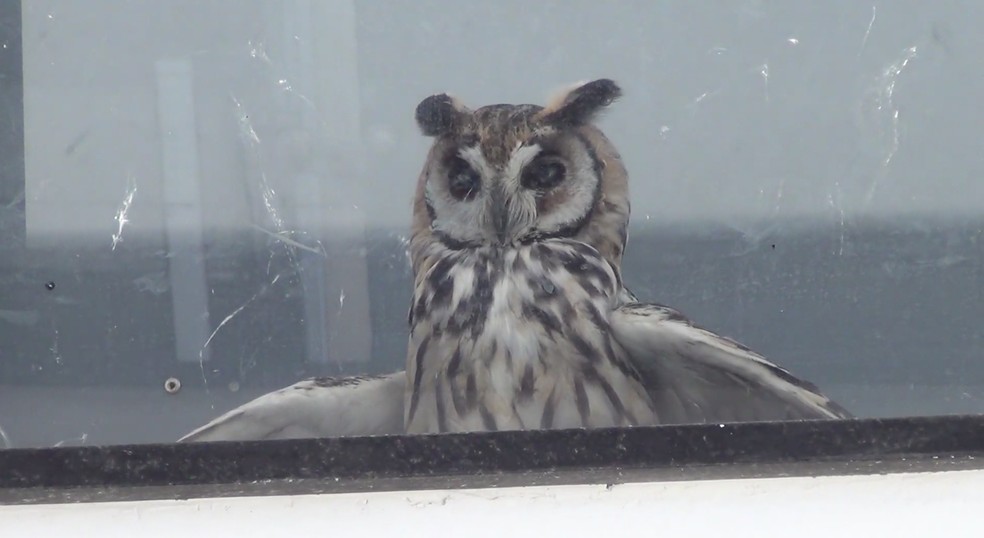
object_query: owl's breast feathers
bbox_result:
[405,239,657,434]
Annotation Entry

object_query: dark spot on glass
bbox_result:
[163,377,181,394]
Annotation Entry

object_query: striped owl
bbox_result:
[178,79,850,444]
[405,79,851,434]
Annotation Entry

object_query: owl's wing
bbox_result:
[177,372,405,442]
[610,302,851,423]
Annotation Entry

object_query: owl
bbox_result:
[180,79,849,443]
[404,78,850,434]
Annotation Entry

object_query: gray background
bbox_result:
[1,0,983,448]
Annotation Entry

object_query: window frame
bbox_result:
[0,0,24,239]
[2,415,984,505]
[4,1,984,507]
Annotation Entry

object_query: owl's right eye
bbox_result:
[447,158,481,201]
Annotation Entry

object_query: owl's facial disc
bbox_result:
[415,79,621,248]
[423,134,603,247]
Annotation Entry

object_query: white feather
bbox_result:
[610,304,849,421]
[502,143,542,191]
[178,373,405,442]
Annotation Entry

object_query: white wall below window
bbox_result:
[2,469,982,537]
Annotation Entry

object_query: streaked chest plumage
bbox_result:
[405,239,657,434]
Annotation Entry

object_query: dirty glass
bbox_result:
[1,0,983,448]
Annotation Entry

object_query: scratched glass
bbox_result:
[1,1,983,448]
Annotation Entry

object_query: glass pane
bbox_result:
[2,0,983,448]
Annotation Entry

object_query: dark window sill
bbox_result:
[2,414,984,505]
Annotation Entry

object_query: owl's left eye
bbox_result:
[447,157,481,201]
[521,158,566,191]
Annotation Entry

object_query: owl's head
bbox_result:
[410,79,630,268]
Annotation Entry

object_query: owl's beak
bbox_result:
[488,183,511,245]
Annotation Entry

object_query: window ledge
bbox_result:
[2,415,983,505]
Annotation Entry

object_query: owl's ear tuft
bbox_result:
[415,94,471,137]
[538,79,622,127]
